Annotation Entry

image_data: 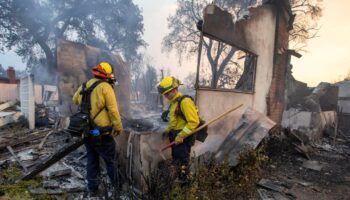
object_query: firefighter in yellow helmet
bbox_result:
[158,76,200,181]
[72,62,123,197]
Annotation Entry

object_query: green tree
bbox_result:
[0,0,145,69]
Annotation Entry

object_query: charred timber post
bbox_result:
[18,136,84,181]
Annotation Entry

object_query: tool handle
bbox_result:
[193,104,243,135]
[161,141,175,151]
[161,104,243,151]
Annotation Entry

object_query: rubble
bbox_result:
[0,101,16,112]
[257,189,273,200]
[20,137,84,181]
[29,188,64,195]
[43,180,59,189]
[215,108,276,166]
[0,112,22,128]
[0,129,50,152]
[283,82,339,143]
[0,1,348,199]
[48,168,72,178]
[302,160,325,171]
[257,178,286,193]
[263,129,350,199]
[6,146,28,172]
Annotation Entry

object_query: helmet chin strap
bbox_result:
[108,77,116,84]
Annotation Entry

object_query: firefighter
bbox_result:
[157,76,200,181]
[72,62,123,196]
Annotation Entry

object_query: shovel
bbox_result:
[159,103,243,159]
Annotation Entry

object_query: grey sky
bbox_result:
[134,0,197,80]
[0,51,26,71]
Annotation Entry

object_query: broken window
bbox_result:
[197,37,257,92]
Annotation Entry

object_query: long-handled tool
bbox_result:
[160,104,243,154]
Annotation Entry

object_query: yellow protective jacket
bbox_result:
[164,92,200,138]
[72,78,123,134]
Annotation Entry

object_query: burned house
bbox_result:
[108,0,298,191]
[37,0,339,195]
[56,39,131,118]
[193,0,295,155]
[282,81,339,142]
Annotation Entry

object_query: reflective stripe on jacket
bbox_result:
[72,78,123,132]
[165,92,200,138]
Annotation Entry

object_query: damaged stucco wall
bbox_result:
[56,39,131,118]
[336,80,350,134]
[195,3,289,155]
[115,129,169,191]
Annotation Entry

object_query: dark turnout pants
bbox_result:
[84,134,116,191]
[168,130,194,166]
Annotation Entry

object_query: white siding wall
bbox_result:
[20,76,35,129]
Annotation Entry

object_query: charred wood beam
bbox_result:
[0,144,38,161]
[286,49,302,58]
[38,131,54,150]
[18,137,84,181]
[7,146,28,172]
[0,130,50,151]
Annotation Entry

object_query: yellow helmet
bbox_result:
[92,62,114,79]
[100,62,113,74]
[157,76,182,94]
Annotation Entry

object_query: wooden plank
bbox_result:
[7,146,28,172]
[0,101,16,112]
[38,131,54,150]
[29,188,63,195]
[215,108,276,166]
[0,130,49,151]
[62,162,84,179]
[19,138,84,181]
[0,112,16,127]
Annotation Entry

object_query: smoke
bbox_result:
[30,63,57,85]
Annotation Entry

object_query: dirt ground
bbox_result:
[261,134,350,200]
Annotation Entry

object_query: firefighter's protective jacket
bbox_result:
[164,92,200,139]
[72,78,123,133]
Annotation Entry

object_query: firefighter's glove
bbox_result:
[175,131,188,144]
[112,129,122,137]
[175,135,185,144]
